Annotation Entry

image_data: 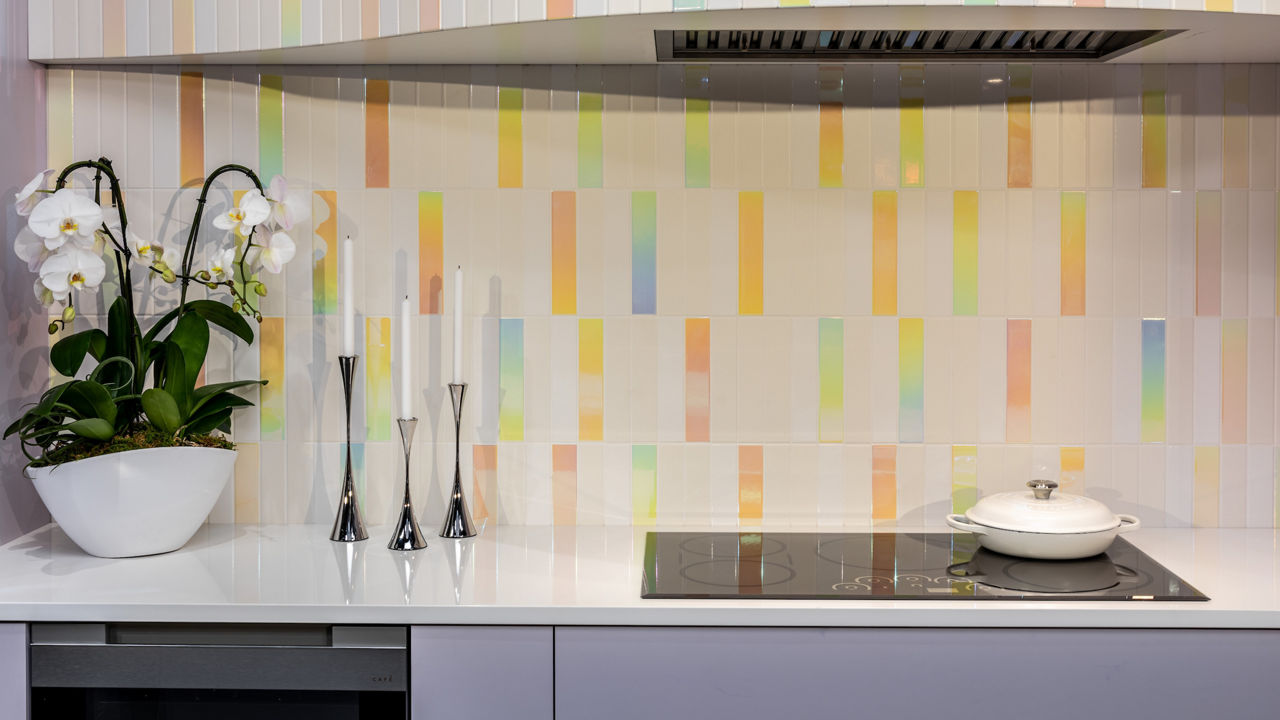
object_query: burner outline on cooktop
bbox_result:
[678,534,787,559]
[679,559,798,588]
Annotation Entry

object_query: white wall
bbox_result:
[0,0,49,543]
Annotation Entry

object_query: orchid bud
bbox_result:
[254,312,263,323]
[232,299,242,313]
[61,305,75,323]
[47,322,58,335]
[162,268,177,283]
[253,282,268,297]
[195,270,211,282]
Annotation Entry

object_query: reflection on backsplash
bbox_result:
[41,62,1280,529]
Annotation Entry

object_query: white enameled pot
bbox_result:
[945,479,1141,560]
[27,446,236,558]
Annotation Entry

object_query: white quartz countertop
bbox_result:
[0,523,1277,628]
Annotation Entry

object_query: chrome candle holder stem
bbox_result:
[439,382,477,539]
[331,355,368,543]
[388,417,428,551]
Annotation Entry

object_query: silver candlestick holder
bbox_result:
[439,382,477,539]
[330,355,368,543]
[387,417,428,551]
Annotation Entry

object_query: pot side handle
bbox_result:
[945,514,987,536]
[1115,514,1142,533]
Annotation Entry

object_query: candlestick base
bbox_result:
[331,355,368,543]
[388,417,428,551]
[440,383,477,539]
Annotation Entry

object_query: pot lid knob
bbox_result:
[1027,479,1058,500]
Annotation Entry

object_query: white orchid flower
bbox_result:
[14,226,49,272]
[14,169,55,217]
[213,190,270,237]
[266,176,309,230]
[34,278,64,307]
[125,228,166,267]
[27,189,103,251]
[39,246,107,297]
[207,247,236,283]
[255,232,295,274]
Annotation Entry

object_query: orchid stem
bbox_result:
[178,164,263,321]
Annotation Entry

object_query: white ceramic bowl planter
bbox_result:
[27,446,236,558]
[946,479,1141,560]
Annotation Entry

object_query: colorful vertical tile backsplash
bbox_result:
[42,62,1280,530]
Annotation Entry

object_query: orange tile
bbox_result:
[872,191,898,315]
[172,0,194,55]
[365,79,390,188]
[685,318,710,442]
[738,446,763,521]
[547,0,573,19]
[1007,66,1032,188]
[1221,320,1247,444]
[420,0,439,30]
[552,445,577,526]
[1006,319,1032,443]
[103,0,126,56]
[738,191,764,314]
[362,0,380,38]
[472,445,497,524]
[179,72,204,187]
[552,191,577,314]
[872,445,897,521]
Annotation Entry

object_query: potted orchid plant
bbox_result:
[4,158,302,557]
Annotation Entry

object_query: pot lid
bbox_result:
[964,480,1122,534]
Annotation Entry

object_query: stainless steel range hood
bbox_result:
[53,6,1280,65]
[656,28,1182,62]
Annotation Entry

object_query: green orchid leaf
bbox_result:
[104,297,133,359]
[186,392,253,425]
[33,382,72,415]
[102,297,140,391]
[60,381,117,425]
[144,300,255,346]
[160,342,190,418]
[65,418,114,441]
[170,311,209,389]
[141,388,181,435]
[183,408,233,437]
[190,380,266,414]
[50,329,107,377]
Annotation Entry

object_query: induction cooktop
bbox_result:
[641,532,1208,601]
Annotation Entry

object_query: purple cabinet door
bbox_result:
[555,626,1280,720]
[0,624,26,720]
[411,626,552,720]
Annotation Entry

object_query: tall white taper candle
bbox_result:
[453,266,462,384]
[342,236,355,356]
[400,296,412,418]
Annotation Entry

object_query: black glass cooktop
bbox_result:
[641,532,1208,601]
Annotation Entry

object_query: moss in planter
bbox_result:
[34,425,234,468]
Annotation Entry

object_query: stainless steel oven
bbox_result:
[29,623,407,719]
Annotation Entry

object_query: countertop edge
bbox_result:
[1,603,1274,629]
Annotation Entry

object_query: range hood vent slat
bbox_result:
[656,27,1177,61]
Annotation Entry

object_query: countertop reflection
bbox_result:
[0,524,1277,627]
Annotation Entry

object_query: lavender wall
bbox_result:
[0,0,48,543]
